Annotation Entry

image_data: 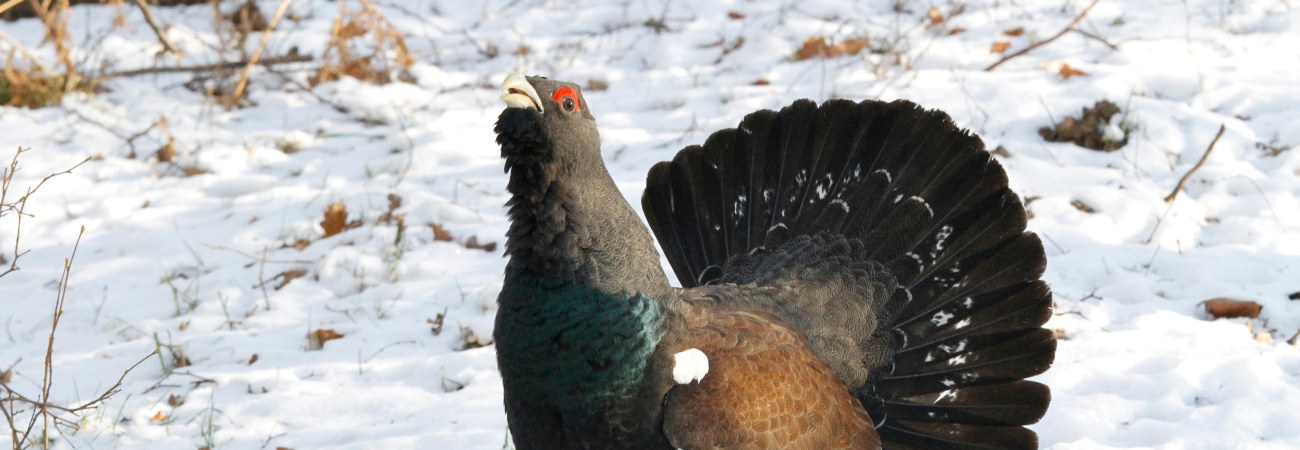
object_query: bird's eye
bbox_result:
[552,86,581,113]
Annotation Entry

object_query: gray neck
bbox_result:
[504,151,674,302]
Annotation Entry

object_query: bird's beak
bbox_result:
[500,73,543,113]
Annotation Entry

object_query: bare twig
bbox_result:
[230,0,295,105]
[198,243,314,264]
[258,247,272,311]
[985,0,1102,71]
[1164,124,1226,203]
[39,226,83,448]
[0,226,151,448]
[23,0,77,86]
[1073,28,1119,50]
[1,148,91,278]
[132,0,182,56]
[262,64,350,113]
[62,107,166,157]
[97,53,313,80]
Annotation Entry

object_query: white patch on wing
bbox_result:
[673,348,709,384]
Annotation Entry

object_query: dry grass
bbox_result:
[0,0,98,109]
[311,0,414,86]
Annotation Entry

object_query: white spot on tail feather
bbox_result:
[931,310,954,327]
[673,348,709,384]
[935,389,958,403]
[831,199,849,213]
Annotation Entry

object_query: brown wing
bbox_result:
[662,305,880,450]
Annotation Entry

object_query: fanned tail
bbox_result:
[643,99,1055,449]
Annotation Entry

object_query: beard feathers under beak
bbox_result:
[500,73,544,112]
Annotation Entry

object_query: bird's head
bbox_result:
[495,74,599,171]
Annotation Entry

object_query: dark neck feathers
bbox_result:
[495,107,672,301]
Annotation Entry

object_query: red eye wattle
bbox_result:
[552,86,581,112]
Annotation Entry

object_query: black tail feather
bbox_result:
[879,420,1042,450]
[642,99,1055,448]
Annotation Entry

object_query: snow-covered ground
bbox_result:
[2,0,1298,448]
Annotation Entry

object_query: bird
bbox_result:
[492,73,1056,450]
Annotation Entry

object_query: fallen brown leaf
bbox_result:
[1004,26,1025,36]
[288,238,311,250]
[275,269,309,290]
[432,223,453,242]
[794,36,868,60]
[308,328,345,350]
[155,137,176,163]
[1070,200,1095,213]
[321,202,349,238]
[1058,63,1088,79]
[465,236,498,252]
[1203,298,1263,319]
[948,27,967,35]
[794,36,831,61]
[429,311,446,336]
[834,38,869,56]
[990,41,1011,53]
[927,7,945,26]
[727,11,744,20]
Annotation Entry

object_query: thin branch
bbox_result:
[40,226,83,448]
[96,53,313,80]
[1072,28,1119,50]
[258,247,272,311]
[132,0,181,56]
[230,0,295,105]
[0,0,23,16]
[1,149,90,278]
[985,0,1102,71]
[68,350,155,414]
[1164,124,1226,203]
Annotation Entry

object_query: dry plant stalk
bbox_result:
[0,227,155,448]
[1165,124,1226,203]
[311,0,414,86]
[1,51,66,108]
[22,0,77,88]
[227,0,294,107]
[0,0,97,108]
[132,0,181,56]
[985,0,1102,71]
[1,148,90,278]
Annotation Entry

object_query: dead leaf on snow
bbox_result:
[1202,298,1263,319]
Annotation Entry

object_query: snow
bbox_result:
[1,0,1298,448]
